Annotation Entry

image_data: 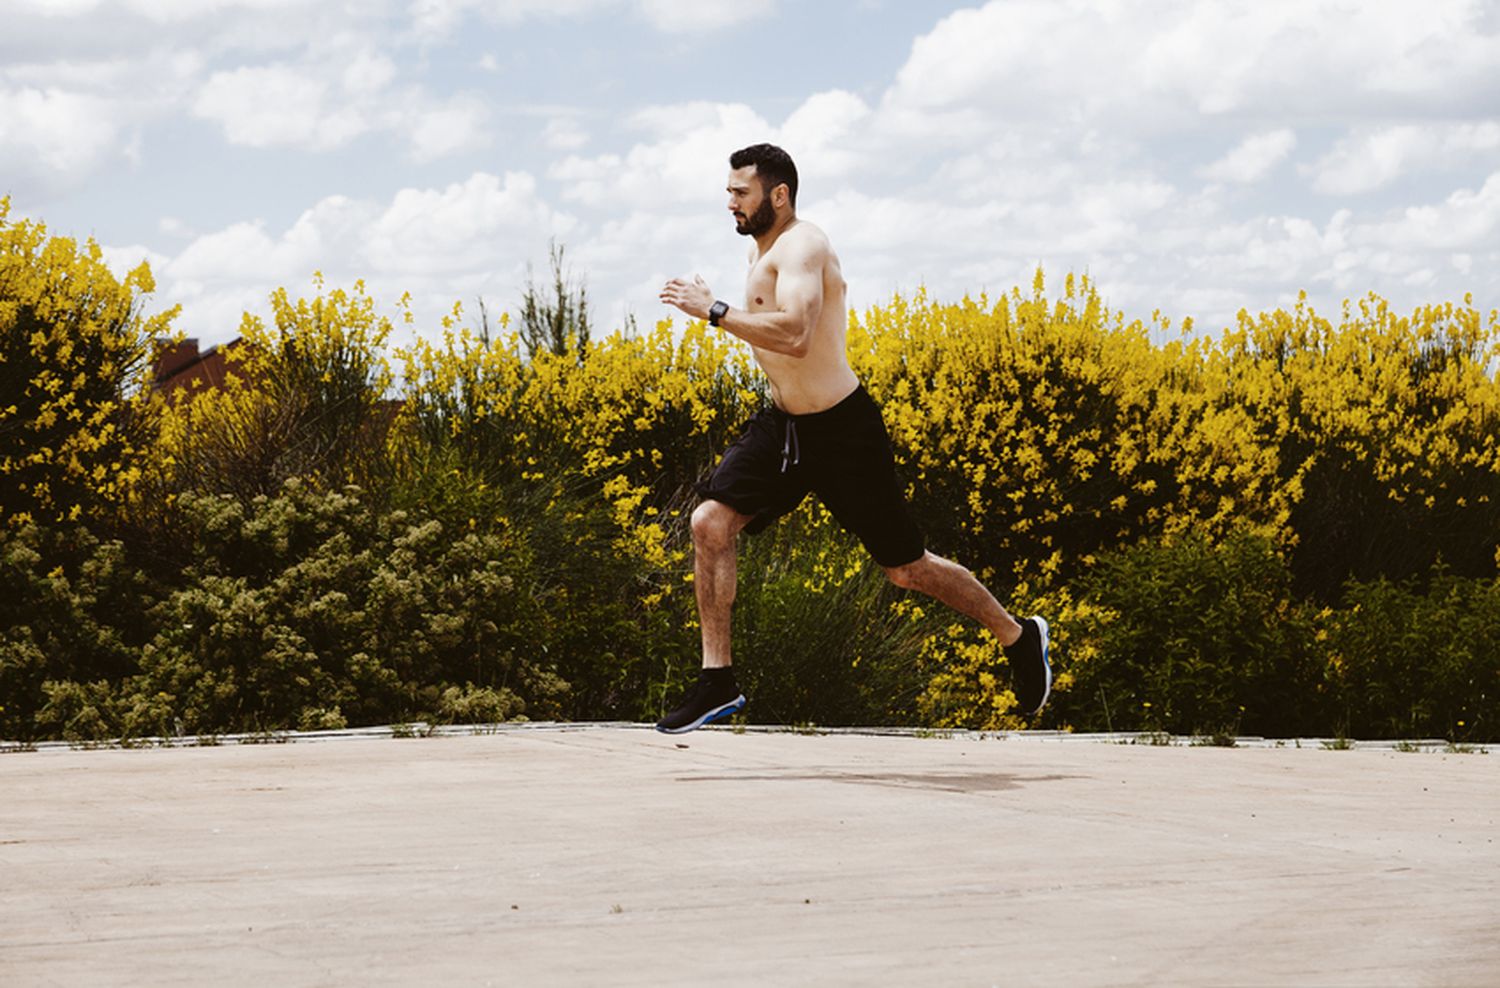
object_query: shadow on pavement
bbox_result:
[674,769,1082,793]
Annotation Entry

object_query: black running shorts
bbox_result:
[696,384,926,568]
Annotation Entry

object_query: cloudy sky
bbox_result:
[4,0,1499,350]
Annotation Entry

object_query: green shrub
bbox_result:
[298,706,349,732]
[0,523,150,741]
[132,481,561,734]
[1328,568,1500,741]
[436,683,524,724]
[1057,527,1323,737]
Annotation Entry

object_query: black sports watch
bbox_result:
[708,300,730,326]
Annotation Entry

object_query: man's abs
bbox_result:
[752,343,860,414]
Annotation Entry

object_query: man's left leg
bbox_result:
[805,386,1052,714]
[884,551,1020,643]
[884,552,1052,715]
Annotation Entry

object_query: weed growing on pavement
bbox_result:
[914,728,955,740]
[240,730,290,745]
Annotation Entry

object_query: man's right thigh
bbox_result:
[695,411,807,534]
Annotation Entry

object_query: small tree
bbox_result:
[518,241,590,359]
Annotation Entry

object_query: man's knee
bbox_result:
[691,500,745,549]
[883,552,934,591]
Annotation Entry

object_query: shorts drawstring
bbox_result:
[781,418,800,473]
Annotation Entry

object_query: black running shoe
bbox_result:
[1005,616,1052,715]
[656,669,746,734]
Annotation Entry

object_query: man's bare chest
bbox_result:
[745,261,778,311]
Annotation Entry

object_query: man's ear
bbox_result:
[773,184,790,209]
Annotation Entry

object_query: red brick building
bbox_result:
[151,338,241,393]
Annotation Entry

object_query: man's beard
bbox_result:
[734,195,777,236]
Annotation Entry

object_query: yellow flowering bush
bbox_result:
[846,275,1498,733]
[3,195,1498,742]
[853,275,1242,595]
[1211,291,1500,598]
[150,276,394,505]
[0,198,177,527]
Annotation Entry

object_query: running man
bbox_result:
[656,143,1049,734]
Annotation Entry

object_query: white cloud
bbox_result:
[341,51,397,96]
[886,0,1500,126]
[194,64,359,149]
[98,242,173,285]
[1310,122,1500,195]
[541,116,589,151]
[553,90,873,212]
[1310,126,1428,196]
[552,101,773,207]
[408,0,603,38]
[9,0,102,14]
[191,56,489,159]
[4,50,205,92]
[0,85,121,180]
[409,0,762,38]
[0,44,207,194]
[779,90,873,184]
[405,94,490,160]
[122,0,313,21]
[635,0,775,33]
[1201,129,1297,184]
[1361,171,1500,251]
[137,171,578,344]
[365,171,571,275]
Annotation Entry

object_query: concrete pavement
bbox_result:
[2,725,1497,986]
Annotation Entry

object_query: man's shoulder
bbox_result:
[770,220,832,261]
[786,219,830,247]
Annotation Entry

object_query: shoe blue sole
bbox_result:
[656,695,746,735]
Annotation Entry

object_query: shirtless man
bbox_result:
[655,143,1050,734]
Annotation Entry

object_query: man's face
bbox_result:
[727,165,776,237]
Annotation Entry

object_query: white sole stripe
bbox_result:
[1032,615,1052,713]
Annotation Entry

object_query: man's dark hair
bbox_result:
[729,143,798,208]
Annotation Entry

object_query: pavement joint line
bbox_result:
[0,722,1485,755]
